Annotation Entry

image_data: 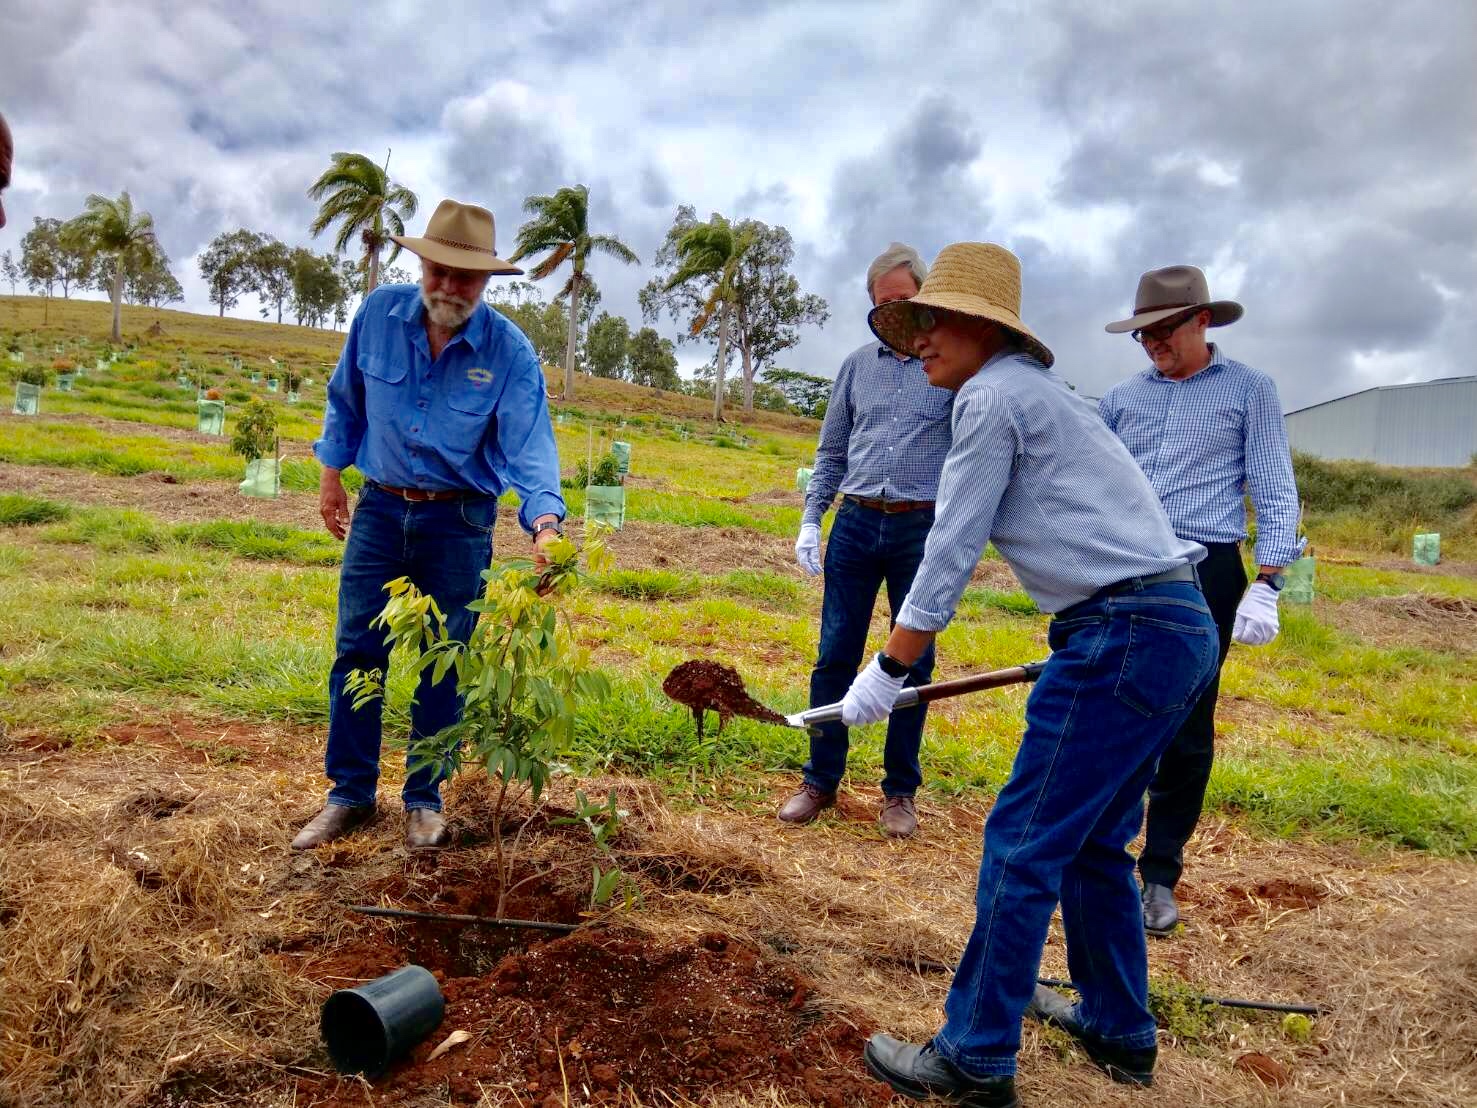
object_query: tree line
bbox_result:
[4,150,835,418]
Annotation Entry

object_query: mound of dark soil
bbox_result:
[662,659,787,737]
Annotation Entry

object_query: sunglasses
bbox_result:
[1131,311,1202,345]
[907,304,947,331]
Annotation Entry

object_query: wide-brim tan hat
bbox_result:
[868,242,1053,367]
[1104,264,1242,333]
[390,198,523,274]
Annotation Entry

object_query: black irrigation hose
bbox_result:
[348,904,580,933]
[1035,977,1327,1017]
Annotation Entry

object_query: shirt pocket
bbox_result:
[440,382,498,464]
[358,356,408,422]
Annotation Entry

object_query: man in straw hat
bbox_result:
[846,243,1218,1104]
[784,242,954,839]
[293,199,566,852]
[0,112,12,230]
[1099,266,1300,938]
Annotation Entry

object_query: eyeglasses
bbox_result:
[909,304,943,331]
[1131,311,1201,345]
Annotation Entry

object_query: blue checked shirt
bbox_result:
[801,340,954,528]
[1098,346,1300,567]
[898,352,1205,624]
[314,284,566,531]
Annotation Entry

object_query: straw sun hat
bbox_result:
[390,198,523,274]
[868,242,1054,368]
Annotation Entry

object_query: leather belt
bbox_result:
[844,494,936,514]
[367,481,470,502]
[1100,563,1197,596]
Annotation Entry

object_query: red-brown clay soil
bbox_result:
[297,874,886,1107]
[662,659,788,737]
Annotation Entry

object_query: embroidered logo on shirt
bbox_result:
[467,367,494,385]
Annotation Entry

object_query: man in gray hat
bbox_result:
[292,199,566,853]
[784,242,953,838]
[1099,265,1300,936]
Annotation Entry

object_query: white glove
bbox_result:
[841,657,909,727]
[795,523,822,576]
[1233,582,1280,646]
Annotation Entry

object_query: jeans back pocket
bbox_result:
[1114,614,1215,718]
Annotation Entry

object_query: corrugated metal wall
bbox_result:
[1285,378,1477,467]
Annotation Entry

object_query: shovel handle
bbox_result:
[896,660,1047,709]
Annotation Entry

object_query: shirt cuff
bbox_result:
[896,598,952,633]
[517,490,567,533]
[1254,534,1305,567]
[313,439,357,471]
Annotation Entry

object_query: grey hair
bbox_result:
[866,242,927,301]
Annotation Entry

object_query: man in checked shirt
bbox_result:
[783,243,954,838]
[1099,265,1301,938]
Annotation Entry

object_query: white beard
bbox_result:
[421,290,476,329]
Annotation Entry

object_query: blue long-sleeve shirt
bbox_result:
[801,340,954,528]
[898,351,1205,624]
[1097,346,1300,566]
[314,284,565,532]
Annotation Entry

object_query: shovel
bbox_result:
[785,660,1048,730]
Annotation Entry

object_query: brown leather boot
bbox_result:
[879,796,918,838]
[291,803,375,850]
[777,784,836,825]
[405,808,449,850]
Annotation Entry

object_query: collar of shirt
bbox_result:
[875,339,922,366]
[388,291,492,355]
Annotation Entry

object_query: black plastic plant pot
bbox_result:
[320,964,445,1076]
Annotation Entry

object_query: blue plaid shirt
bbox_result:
[1098,346,1300,567]
[898,352,1205,623]
[801,340,954,528]
[314,284,566,531]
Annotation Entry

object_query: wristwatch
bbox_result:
[1255,572,1286,592]
[876,651,910,679]
[533,520,564,539]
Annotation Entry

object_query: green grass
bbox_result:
[0,493,70,526]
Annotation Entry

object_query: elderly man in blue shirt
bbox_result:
[843,243,1218,1105]
[1099,266,1300,937]
[291,200,566,853]
[784,243,954,839]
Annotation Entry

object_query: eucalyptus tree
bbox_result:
[66,192,157,341]
[510,184,638,400]
[307,150,417,294]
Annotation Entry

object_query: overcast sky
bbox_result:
[3,0,1473,410]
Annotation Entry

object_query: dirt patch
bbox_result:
[663,659,788,736]
[306,927,883,1107]
[8,715,312,771]
[1328,593,1477,653]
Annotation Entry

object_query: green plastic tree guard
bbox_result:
[197,399,226,436]
[287,391,300,404]
[266,378,279,393]
[239,458,281,498]
[12,382,41,415]
[585,485,626,530]
[611,441,632,476]
[55,373,75,392]
[249,372,261,384]
[796,467,814,493]
[1413,533,1440,566]
[1283,555,1315,604]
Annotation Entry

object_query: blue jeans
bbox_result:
[806,499,936,796]
[932,579,1218,1077]
[324,484,495,812]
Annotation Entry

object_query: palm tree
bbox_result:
[511,185,639,400]
[307,151,418,295]
[67,192,156,342]
[664,213,753,421]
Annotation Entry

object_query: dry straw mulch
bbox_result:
[1,731,1475,1107]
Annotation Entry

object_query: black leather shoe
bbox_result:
[1025,985,1156,1086]
[1142,882,1179,937]
[863,1034,1018,1107]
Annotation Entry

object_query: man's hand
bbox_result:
[532,517,562,571]
[841,656,908,727]
[1232,582,1280,645]
[320,467,350,540]
[795,522,822,576]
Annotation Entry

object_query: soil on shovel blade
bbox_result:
[303,875,885,1106]
[662,659,788,738]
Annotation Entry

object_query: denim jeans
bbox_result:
[932,579,1218,1077]
[324,484,495,812]
[1139,542,1247,889]
[806,499,937,796]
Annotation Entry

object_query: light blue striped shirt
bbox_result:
[898,352,1205,624]
[801,340,954,528]
[1098,346,1300,566]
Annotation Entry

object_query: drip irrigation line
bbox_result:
[348,904,580,933]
